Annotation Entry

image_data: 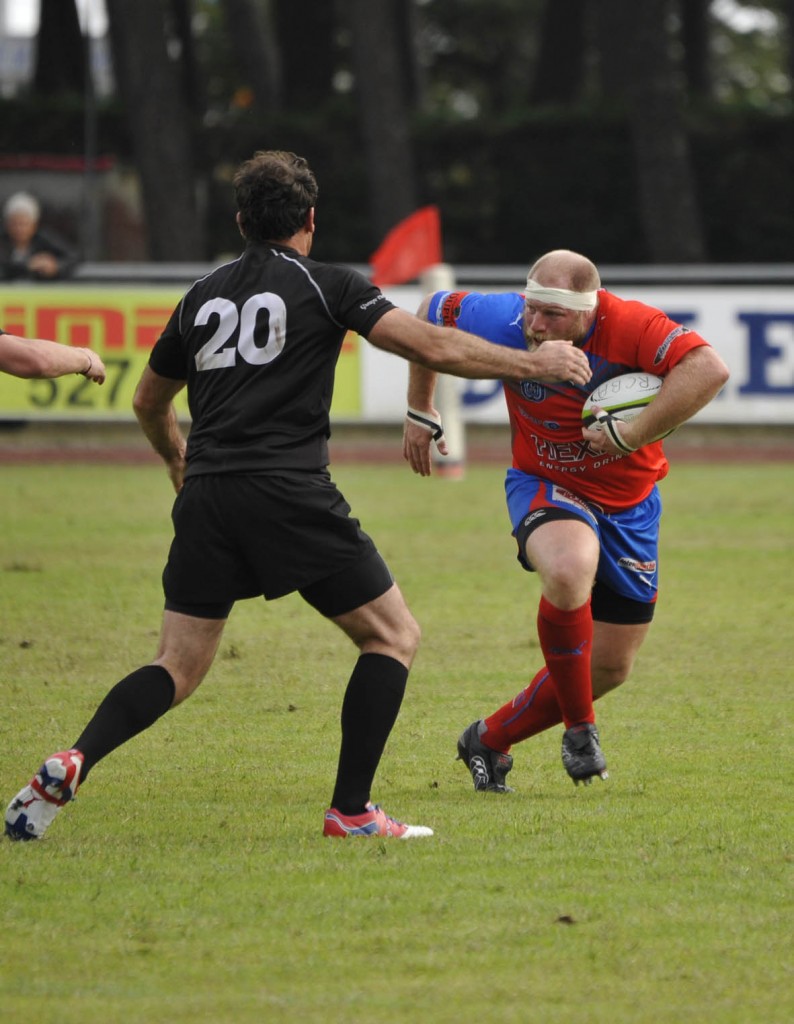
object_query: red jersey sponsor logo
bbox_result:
[439,291,468,327]
[618,557,657,573]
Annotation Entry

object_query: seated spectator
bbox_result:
[0,191,78,281]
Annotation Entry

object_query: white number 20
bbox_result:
[193,293,287,371]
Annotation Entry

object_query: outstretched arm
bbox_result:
[378,301,592,475]
[368,306,592,384]
[0,332,106,383]
[133,365,188,493]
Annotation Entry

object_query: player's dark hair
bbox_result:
[234,150,319,243]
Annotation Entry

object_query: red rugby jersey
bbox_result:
[427,288,710,511]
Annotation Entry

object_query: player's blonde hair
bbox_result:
[527,250,601,293]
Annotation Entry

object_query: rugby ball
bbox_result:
[582,372,670,437]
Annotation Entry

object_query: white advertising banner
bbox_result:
[363,283,794,425]
[1,279,791,424]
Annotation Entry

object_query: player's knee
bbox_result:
[592,660,633,698]
[379,609,421,666]
[540,553,597,608]
[163,672,199,706]
[406,612,422,655]
[542,569,595,610]
[388,609,421,663]
[154,658,209,706]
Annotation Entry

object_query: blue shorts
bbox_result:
[505,469,662,607]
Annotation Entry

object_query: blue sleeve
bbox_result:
[427,291,526,350]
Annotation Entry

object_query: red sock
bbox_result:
[481,667,562,750]
[536,595,594,728]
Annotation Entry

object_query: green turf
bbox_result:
[0,459,792,1023]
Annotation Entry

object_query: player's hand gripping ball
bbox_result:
[582,372,672,452]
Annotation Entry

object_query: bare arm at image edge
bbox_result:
[0,332,106,383]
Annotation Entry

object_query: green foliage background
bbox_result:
[2,95,792,264]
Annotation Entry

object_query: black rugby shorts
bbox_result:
[162,471,393,618]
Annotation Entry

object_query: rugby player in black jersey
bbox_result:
[5,150,591,841]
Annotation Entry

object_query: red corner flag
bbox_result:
[369,206,442,286]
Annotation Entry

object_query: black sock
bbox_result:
[330,653,408,815]
[73,665,176,778]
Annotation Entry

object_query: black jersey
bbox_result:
[149,242,395,476]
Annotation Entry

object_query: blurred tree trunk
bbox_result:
[594,0,706,262]
[220,0,283,112]
[273,0,336,108]
[396,0,423,111]
[104,0,206,260]
[529,0,588,105]
[679,0,710,99]
[783,0,794,87]
[592,0,626,102]
[172,0,206,118]
[348,0,418,245]
[34,0,86,96]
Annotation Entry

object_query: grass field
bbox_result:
[0,459,791,1023]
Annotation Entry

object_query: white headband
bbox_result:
[525,277,598,311]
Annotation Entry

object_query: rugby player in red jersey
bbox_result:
[404,249,729,789]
